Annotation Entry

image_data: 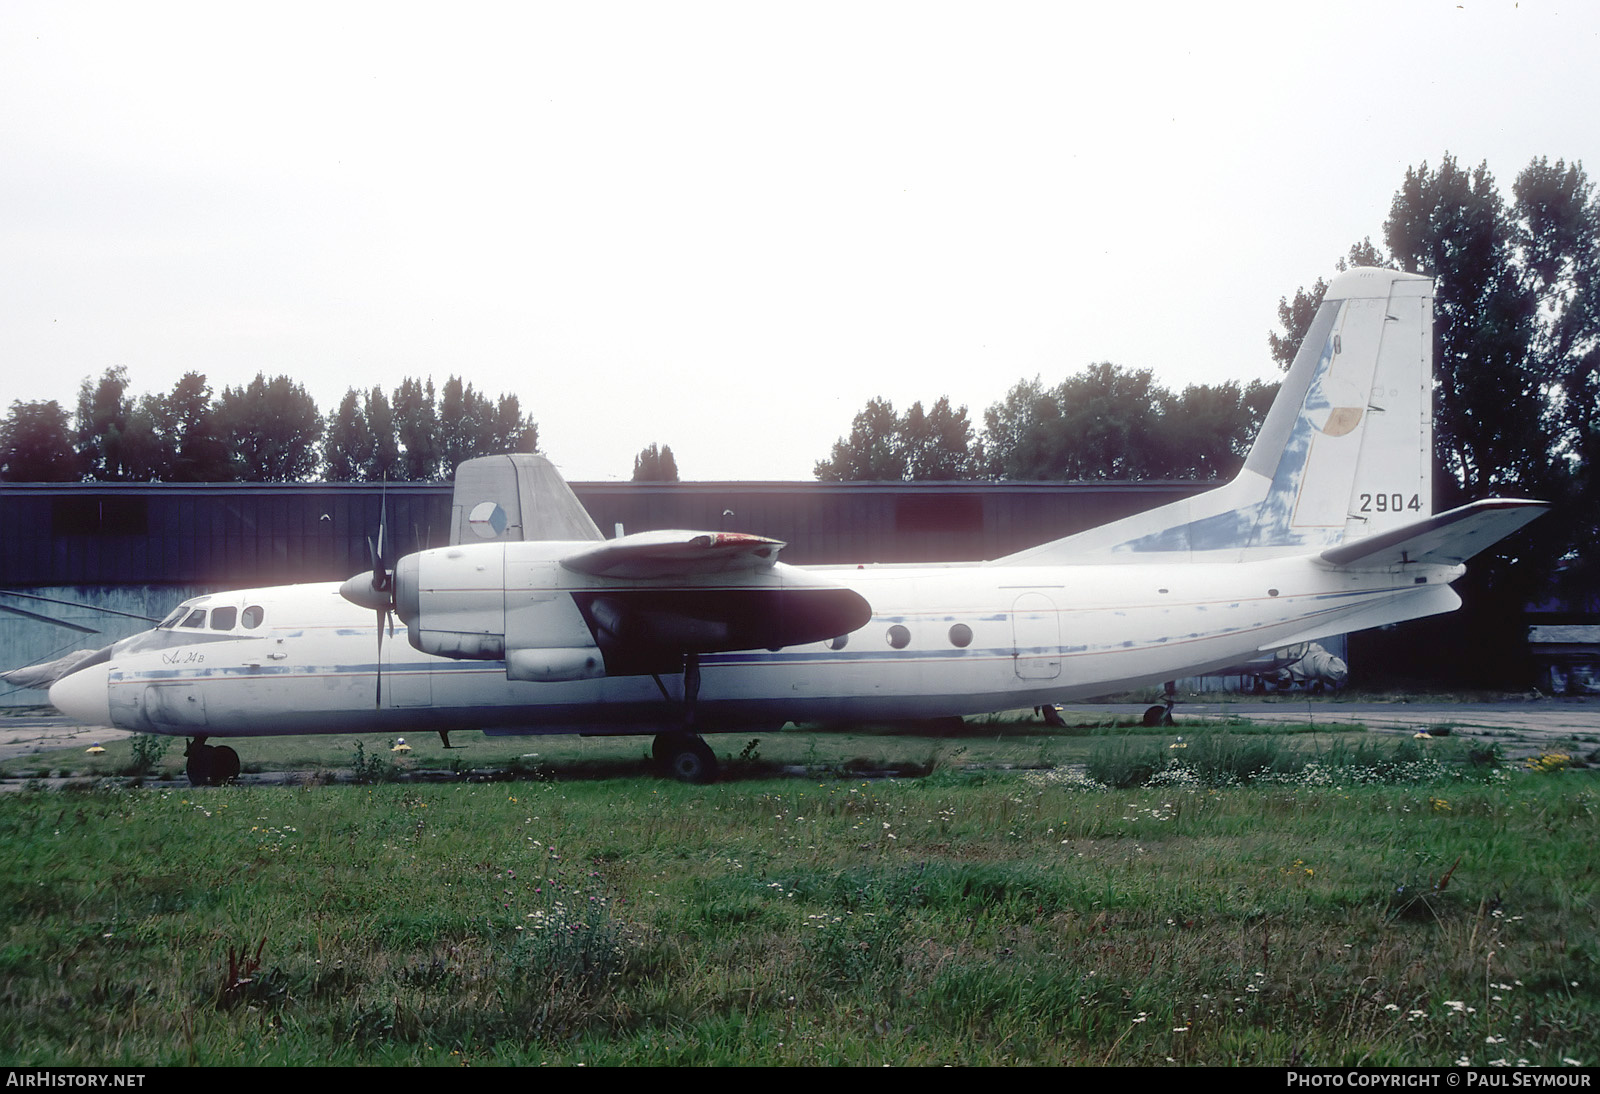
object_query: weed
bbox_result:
[1087,738,1164,788]
[1385,856,1462,923]
[1466,741,1504,768]
[351,740,390,784]
[217,937,266,1010]
[123,734,170,776]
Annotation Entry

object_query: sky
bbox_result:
[4,1,1599,482]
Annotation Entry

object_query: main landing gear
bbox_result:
[651,732,718,783]
[1142,680,1179,727]
[649,652,721,784]
[184,737,241,786]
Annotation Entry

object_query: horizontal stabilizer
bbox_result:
[1318,499,1548,569]
[562,530,785,578]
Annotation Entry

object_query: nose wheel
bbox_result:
[184,739,241,786]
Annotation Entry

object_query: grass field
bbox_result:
[1,723,1595,1066]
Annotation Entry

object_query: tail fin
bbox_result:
[448,454,604,545]
[999,267,1435,564]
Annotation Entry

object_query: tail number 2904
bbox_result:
[1359,492,1422,514]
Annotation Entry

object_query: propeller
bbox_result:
[338,482,396,709]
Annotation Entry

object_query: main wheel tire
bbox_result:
[660,735,719,784]
[212,745,241,784]
[1142,705,1173,727]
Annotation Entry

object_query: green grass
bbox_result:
[2,711,1378,784]
[0,736,1595,1066]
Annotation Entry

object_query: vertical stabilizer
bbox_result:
[998,268,1434,564]
[448,455,604,545]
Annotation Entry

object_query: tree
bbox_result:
[322,388,372,481]
[364,386,400,481]
[1153,379,1278,480]
[900,397,981,480]
[815,397,981,481]
[392,378,442,480]
[438,376,539,476]
[632,442,680,482]
[815,397,906,481]
[438,376,483,475]
[74,366,133,480]
[217,373,324,481]
[0,399,81,481]
[486,393,538,456]
[1513,158,1600,604]
[983,364,1167,480]
[117,373,232,481]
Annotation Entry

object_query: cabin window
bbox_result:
[948,623,973,648]
[241,606,265,629]
[179,609,207,629]
[886,624,911,649]
[210,606,237,631]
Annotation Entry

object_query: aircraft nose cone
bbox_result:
[49,661,113,726]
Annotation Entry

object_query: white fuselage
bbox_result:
[50,549,1461,740]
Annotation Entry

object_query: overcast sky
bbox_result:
[4,1,1598,482]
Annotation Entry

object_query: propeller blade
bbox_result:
[375,608,385,709]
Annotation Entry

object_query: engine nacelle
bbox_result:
[396,546,602,671]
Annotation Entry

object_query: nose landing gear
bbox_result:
[184,738,241,786]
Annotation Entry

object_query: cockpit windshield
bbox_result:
[150,602,265,636]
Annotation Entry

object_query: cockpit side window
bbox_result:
[210,606,237,631]
[179,609,207,629]
[157,607,188,629]
[241,606,265,629]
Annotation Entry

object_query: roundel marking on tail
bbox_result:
[1313,406,1365,437]
[468,501,508,538]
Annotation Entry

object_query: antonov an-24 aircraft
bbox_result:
[47,268,1546,784]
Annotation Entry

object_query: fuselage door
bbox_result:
[1011,592,1061,680]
